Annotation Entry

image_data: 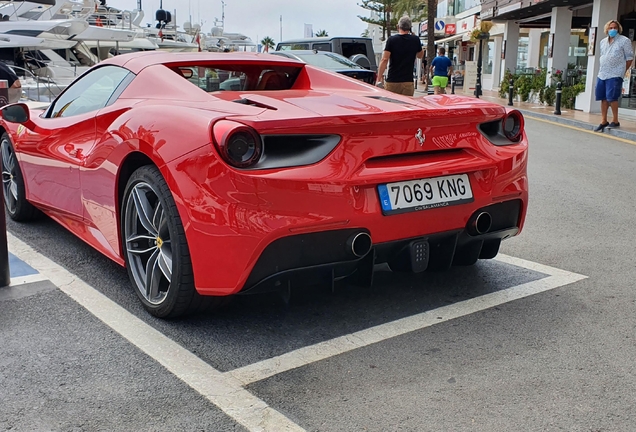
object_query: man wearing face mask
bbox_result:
[593,20,634,132]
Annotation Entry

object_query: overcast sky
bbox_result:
[104,0,370,46]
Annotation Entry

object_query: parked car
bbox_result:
[0,51,528,318]
[276,36,377,72]
[270,50,376,84]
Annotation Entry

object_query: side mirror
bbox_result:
[1,103,30,124]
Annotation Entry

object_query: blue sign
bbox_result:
[435,20,445,31]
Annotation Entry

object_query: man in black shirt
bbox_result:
[0,62,21,103]
[376,16,423,96]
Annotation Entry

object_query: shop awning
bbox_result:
[434,34,464,45]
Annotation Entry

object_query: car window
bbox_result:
[342,42,369,59]
[312,43,331,52]
[47,65,131,118]
[277,43,310,50]
[179,67,247,91]
[293,53,360,70]
[172,64,302,92]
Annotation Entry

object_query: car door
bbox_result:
[18,65,131,220]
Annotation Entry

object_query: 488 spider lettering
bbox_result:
[0,51,528,318]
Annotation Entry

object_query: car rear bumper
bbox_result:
[165,145,528,296]
[239,199,522,295]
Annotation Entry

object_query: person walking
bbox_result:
[429,47,453,95]
[593,20,633,132]
[376,16,423,96]
[0,62,21,103]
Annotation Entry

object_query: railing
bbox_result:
[10,65,68,102]
[78,8,134,31]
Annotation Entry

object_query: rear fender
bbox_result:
[103,104,221,164]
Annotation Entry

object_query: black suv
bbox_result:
[275,37,377,72]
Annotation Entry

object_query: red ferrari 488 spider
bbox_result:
[0,51,528,318]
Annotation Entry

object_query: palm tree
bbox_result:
[393,0,425,22]
[315,29,329,37]
[358,0,398,41]
[260,36,275,53]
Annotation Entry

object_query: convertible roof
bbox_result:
[101,51,304,74]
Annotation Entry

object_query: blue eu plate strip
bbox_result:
[377,185,392,212]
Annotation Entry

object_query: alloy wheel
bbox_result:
[124,182,173,305]
[1,138,18,215]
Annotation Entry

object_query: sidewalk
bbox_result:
[414,86,636,142]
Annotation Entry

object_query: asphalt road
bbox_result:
[2,118,635,431]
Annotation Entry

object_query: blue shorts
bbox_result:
[595,77,623,102]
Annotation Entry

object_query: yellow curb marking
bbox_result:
[525,116,636,146]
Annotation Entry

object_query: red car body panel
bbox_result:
[0,52,529,297]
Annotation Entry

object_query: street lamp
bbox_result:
[475,33,489,98]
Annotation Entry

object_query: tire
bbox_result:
[121,165,227,318]
[1,133,40,221]
[349,54,372,70]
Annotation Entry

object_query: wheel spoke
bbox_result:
[132,186,158,237]
[145,248,162,300]
[126,233,157,255]
[4,182,16,213]
[152,201,164,233]
[157,249,172,282]
[1,142,12,172]
[9,181,17,200]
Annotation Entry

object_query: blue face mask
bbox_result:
[608,29,619,38]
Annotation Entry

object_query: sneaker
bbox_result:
[608,122,620,128]
[593,122,609,132]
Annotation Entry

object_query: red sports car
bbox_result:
[0,52,528,318]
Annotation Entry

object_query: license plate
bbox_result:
[377,174,473,215]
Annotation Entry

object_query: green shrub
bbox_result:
[516,75,532,102]
[543,85,556,106]
[499,69,516,98]
[562,83,586,109]
[499,68,584,109]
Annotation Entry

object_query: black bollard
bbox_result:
[0,80,10,288]
[508,78,514,106]
[451,75,455,94]
[0,178,9,288]
[554,81,562,115]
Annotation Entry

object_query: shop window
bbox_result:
[484,41,494,75]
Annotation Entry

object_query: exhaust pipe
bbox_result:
[469,212,492,235]
[347,232,372,258]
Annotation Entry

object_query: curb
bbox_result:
[413,89,636,142]
[512,108,636,142]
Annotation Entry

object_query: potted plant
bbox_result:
[469,21,494,42]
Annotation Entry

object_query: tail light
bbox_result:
[212,120,263,168]
[478,110,525,146]
[502,110,524,142]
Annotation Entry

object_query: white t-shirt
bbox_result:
[598,34,634,80]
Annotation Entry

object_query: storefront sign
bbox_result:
[622,69,631,96]
[481,8,494,19]
[496,3,521,16]
[419,22,427,37]
[445,24,456,35]
[456,16,476,34]
[463,61,477,93]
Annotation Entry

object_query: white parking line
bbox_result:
[226,254,586,386]
[8,232,587,432]
[10,273,48,286]
[7,233,305,432]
